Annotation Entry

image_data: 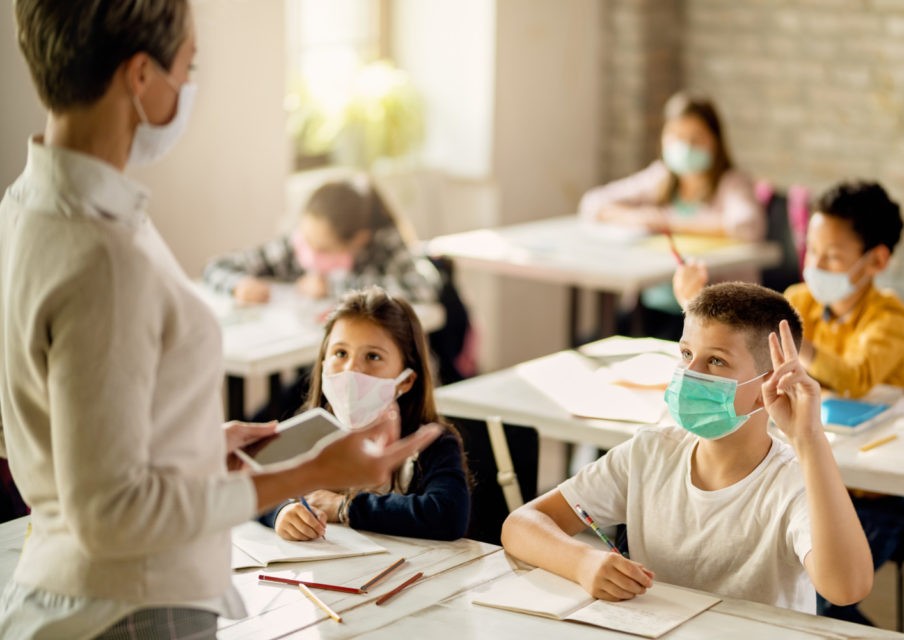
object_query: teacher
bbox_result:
[0,2,439,638]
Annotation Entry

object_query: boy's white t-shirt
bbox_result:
[559,425,815,613]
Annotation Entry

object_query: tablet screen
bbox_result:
[238,408,343,470]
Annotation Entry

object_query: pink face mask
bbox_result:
[292,231,355,274]
[321,368,413,430]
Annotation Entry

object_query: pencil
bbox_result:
[258,573,363,594]
[298,496,326,540]
[859,433,898,452]
[574,504,621,555]
[297,583,343,623]
[375,571,424,606]
[664,230,685,265]
[360,557,406,592]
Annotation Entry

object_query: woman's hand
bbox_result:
[672,258,709,309]
[305,490,344,522]
[575,548,655,601]
[296,273,329,299]
[223,420,277,471]
[274,501,327,541]
[233,276,271,304]
[761,319,823,446]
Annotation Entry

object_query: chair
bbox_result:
[755,181,810,294]
[893,539,904,632]
[453,416,539,545]
[427,256,477,385]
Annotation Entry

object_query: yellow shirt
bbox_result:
[785,282,904,398]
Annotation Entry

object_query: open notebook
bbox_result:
[231,521,387,570]
[472,568,720,638]
[516,351,669,423]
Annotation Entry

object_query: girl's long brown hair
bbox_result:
[656,91,734,205]
[305,287,466,490]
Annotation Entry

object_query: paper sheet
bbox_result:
[231,521,387,569]
[580,337,679,359]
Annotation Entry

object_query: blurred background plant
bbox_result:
[286,59,424,170]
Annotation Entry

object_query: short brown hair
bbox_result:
[15,0,189,111]
[685,282,803,371]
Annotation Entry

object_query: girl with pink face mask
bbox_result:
[259,287,471,541]
[203,177,441,305]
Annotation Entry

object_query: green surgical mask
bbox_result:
[664,368,768,440]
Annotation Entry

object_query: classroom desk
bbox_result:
[434,337,904,497]
[195,284,445,420]
[427,215,782,343]
[0,516,894,639]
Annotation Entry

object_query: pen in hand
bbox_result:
[299,496,327,540]
[574,504,621,555]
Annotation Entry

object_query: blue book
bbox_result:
[821,398,891,434]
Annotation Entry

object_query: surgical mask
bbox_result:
[292,231,355,274]
[128,63,197,168]
[662,141,713,176]
[664,368,768,440]
[321,368,413,429]
[802,252,870,306]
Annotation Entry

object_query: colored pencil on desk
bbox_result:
[360,557,406,592]
[258,573,363,594]
[297,583,343,623]
[574,504,621,555]
[664,230,685,265]
[859,433,898,452]
[375,571,424,606]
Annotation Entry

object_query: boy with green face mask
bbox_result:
[501,283,872,614]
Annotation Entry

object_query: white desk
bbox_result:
[195,284,445,419]
[427,216,782,341]
[0,516,893,639]
[435,337,904,497]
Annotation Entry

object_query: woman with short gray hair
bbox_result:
[0,2,439,638]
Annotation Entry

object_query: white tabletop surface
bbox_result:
[0,516,893,639]
[427,216,783,294]
[195,283,445,378]
[435,336,904,497]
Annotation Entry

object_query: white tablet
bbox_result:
[235,407,344,471]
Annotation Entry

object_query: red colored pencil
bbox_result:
[664,230,685,266]
[375,572,424,606]
[258,573,363,594]
[359,557,406,592]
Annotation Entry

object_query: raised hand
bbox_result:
[761,319,823,444]
[672,258,709,309]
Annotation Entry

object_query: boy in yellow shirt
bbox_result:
[672,180,904,624]
[501,283,872,614]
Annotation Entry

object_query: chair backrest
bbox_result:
[426,256,475,385]
[755,181,810,294]
[453,417,538,545]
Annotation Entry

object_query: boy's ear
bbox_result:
[867,244,891,274]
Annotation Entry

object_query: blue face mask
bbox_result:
[662,141,713,176]
[664,368,768,440]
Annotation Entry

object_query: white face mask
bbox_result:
[321,368,413,430]
[802,252,870,306]
[128,69,197,167]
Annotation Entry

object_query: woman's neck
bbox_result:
[44,96,132,171]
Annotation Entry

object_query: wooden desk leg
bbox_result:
[569,286,580,347]
[597,291,617,338]
[227,375,245,421]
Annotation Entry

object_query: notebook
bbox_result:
[820,398,895,435]
[231,521,387,570]
[472,568,720,638]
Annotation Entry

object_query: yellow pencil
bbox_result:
[297,583,342,623]
[859,433,898,452]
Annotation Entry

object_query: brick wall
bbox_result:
[598,0,904,203]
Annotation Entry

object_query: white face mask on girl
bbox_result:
[128,63,197,168]
[321,368,413,430]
